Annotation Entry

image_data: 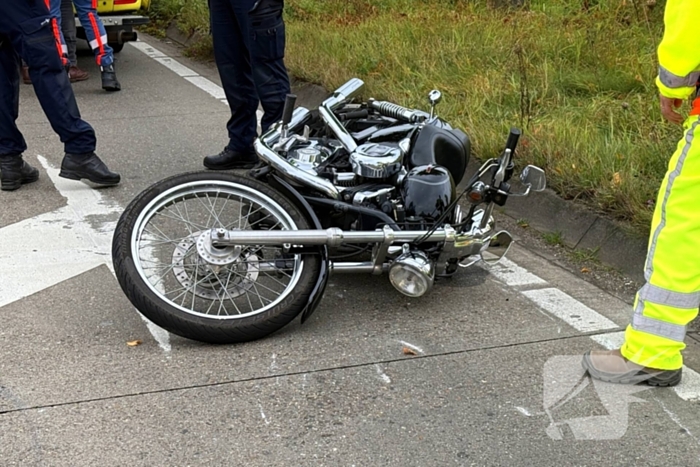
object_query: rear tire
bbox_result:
[112,171,321,344]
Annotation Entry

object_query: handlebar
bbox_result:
[504,127,521,155]
[281,94,297,126]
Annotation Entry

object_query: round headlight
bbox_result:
[389,251,434,297]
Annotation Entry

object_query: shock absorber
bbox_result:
[368,98,427,123]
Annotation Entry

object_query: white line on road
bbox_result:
[521,288,619,333]
[0,157,171,353]
[483,258,548,287]
[154,57,198,77]
[130,41,264,123]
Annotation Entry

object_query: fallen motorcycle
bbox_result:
[111,78,546,344]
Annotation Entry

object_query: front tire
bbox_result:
[112,171,321,344]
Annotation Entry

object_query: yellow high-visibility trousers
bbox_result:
[621,113,700,370]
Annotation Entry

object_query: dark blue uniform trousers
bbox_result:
[209,0,290,153]
[0,0,95,157]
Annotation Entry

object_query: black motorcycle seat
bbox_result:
[408,125,471,184]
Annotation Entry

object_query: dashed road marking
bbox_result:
[521,288,619,333]
[484,257,548,287]
[130,40,263,123]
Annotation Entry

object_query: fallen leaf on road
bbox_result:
[402,347,418,356]
[581,268,591,273]
[127,340,142,347]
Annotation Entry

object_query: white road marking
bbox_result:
[375,364,391,384]
[184,76,227,100]
[591,331,626,350]
[128,41,167,58]
[0,156,120,309]
[483,258,548,287]
[130,41,264,122]
[0,157,171,353]
[521,288,619,333]
[258,403,270,425]
[154,57,198,77]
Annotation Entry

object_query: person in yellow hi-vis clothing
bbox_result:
[582,0,700,387]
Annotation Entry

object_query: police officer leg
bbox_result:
[0,2,120,186]
[203,0,260,170]
[72,0,119,91]
[0,36,38,191]
[249,2,290,135]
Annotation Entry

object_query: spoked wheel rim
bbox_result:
[130,180,304,320]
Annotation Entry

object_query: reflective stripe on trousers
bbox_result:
[621,115,700,370]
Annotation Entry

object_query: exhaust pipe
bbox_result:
[254,78,367,199]
[254,107,342,200]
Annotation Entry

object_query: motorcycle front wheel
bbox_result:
[112,171,321,344]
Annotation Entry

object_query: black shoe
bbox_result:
[101,65,121,92]
[0,156,39,191]
[59,152,121,186]
[203,148,259,170]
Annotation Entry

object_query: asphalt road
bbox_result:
[2,34,700,466]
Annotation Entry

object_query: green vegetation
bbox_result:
[542,230,565,247]
[569,246,601,264]
[150,0,681,236]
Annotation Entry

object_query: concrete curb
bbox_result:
[502,190,647,283]
[162,24,650,285]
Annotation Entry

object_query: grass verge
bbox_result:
[149,0,680,236]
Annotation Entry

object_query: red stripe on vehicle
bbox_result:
[88,12,105,66]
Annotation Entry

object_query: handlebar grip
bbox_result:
[505,127,521,154]
[281,94,297,126]
[339,109,369,121]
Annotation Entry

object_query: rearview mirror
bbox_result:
[480,231,513,265]
[520,165,546,192]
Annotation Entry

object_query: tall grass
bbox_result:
[151,0,680,235]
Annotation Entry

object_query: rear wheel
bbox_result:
[112,171,321,344]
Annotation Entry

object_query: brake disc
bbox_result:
[171,232,260,300]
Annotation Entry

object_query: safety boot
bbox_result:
[0,155,40,191]
[101,64,121,92]
[582,349,682,387]
[203,148,259,170]
[59,152,121,186]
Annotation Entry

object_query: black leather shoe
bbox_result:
[0,156,39,191]
[59,152,121,186]
[203,148,259,170]
[101,65,121,92]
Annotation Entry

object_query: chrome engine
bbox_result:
[349,143,404,179]
[286,141,333,175]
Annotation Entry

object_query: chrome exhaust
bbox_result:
[255,107,342,200]
[254,78,366,199]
